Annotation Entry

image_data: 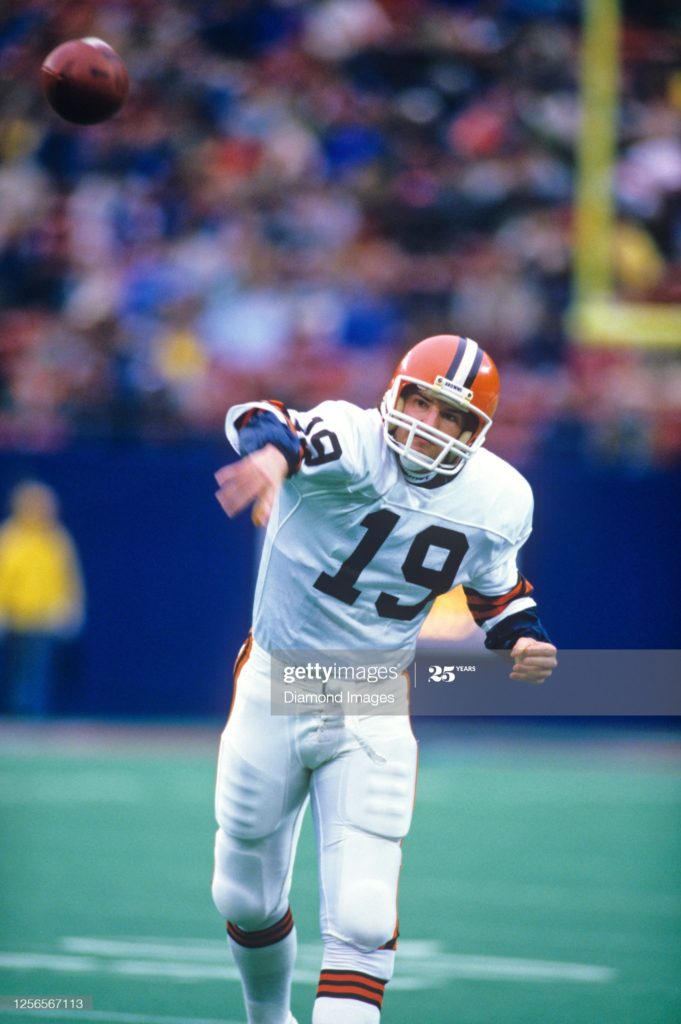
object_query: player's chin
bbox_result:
[411,440,439,458]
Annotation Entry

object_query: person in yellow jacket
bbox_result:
[0,480,85,716]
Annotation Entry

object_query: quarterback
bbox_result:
[211,334,557,1024]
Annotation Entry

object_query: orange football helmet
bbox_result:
[381,334,500,474]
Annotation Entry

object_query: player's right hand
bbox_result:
[215,444,288,527]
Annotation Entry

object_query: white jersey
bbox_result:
[226,399,535,659]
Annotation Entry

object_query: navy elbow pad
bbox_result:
[238,411,302,476]
[484,609,552,651]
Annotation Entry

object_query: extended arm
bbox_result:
[214,408,301,526]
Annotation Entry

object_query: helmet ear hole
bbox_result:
[396,383,419,413]
[463,411,479,435]
[454,413,481,455]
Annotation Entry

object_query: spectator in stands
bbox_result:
[0,0,678,465]
[0,480,85,716]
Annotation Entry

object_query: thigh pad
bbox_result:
[215,740,290,841]
[341,732,417,841]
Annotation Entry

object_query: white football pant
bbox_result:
[211,638,418,954]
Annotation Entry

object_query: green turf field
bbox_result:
[1,721,680,1024]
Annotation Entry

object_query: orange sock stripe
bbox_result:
[317,981,385,996]
[227,907,293,948]
[318,973,385,993]
[316,987,384,1009]
[316,970,387,1009]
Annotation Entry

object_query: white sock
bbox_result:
[312,938,394,1023]
[228,908,296,1024]
[313,995,380,1023]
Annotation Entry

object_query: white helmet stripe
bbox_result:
[449,337,479,387]
[463,344,484,388]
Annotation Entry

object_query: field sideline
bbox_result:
[1,720,680,1024]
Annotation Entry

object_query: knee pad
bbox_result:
[211,800,307,928]
[211,827,274,927]
[334,878,398,952]
[332,832,401,951]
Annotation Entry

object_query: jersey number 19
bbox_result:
[314,509,469,622]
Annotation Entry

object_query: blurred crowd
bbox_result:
[0,0,680,466]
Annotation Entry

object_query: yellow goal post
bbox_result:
[569,0,681,348]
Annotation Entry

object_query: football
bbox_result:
[41,37,129,125]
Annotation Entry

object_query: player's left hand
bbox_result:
[509,638,558,684]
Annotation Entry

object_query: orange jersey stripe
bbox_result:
[265,399,298,435]
[465,577,533,608]
[464,575,534,623]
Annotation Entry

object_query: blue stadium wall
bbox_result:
[1,442,679,717]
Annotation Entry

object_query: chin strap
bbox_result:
[398,454,465,485]
[399,461,438,484]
